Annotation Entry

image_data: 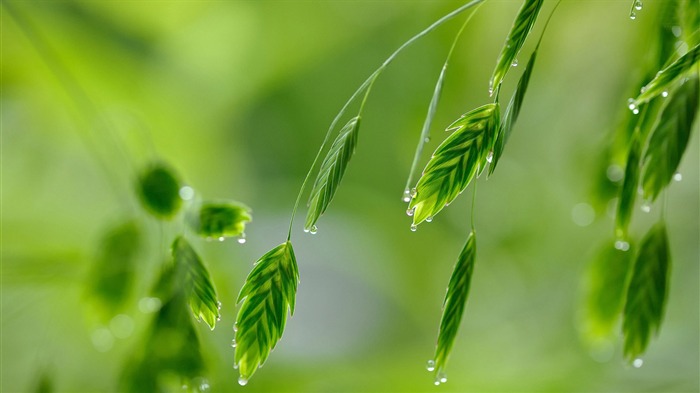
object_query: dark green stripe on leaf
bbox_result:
[433,231,476,382]
[640,75,699,202]
[305,116,360,232]
[235,241,299,383]
[409,104,499,226]
[489,0,544,96]
[187,201,252,239]
[622,223,670,362]
[489,48,537,176]
[137,163,182,219]
[172,236,220,329]
[633,42,699,106]
[615,135,642,239]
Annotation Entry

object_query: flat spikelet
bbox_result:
[305,116,360,232]
[409,104,499,226]
[234,241,299,384]
[632,43,699,106]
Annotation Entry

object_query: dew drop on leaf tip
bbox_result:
[406,207,415,217]
[310,225,318,235]
[426,359,436,371]
[238,377,248,386]
[410,224,417,232]
[633,358,644,368]
[402,189,411,202]
[426,216,433,223]
[486,150,494,163]
[629,11,636,20]
[511,59,518,67]
[634,0,642,10]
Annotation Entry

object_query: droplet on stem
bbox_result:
[410,188,417,198]
[237,233,247,244]
[410,224,417,232]
[426,359,436,372]
[402,189,411,202]
[511,59,518,67]
[486,150,494,163]
[629,11,636,20]
[437,372,447,383]
[406,207,415,217]
[309,225,318,235]
[640,201,651,213]
[634,0,642,10]
[426,216,433,223]
[238,377,248,386]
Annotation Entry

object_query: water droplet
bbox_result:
[434,379,441,386]
[488,81,494,97]
[309,225,318,235]
[632,108,639,115]
[438,372,447,383]
[303,228,309,233]
[486,150,494,163]
[410,224,417,232]
[216,316,221,321]
[231,339,237,348]
[426,360,436,371]
[410,188,417,198]
[424,136,431,143]
[233,323,238,332]
[640,201,651,213]
[426,216,433,223]
[606,164,624,182]
[238,377,248,386]
[671,26,682,37]
[634,0,642,10]
[673,172,682,182]
[179,186,195,201]
[633,358,643,368]
[615,240,630,251]
[402,189,411,202]
[406,207,415,217]
[218,236,225,242]
[511,59,518,67]
[199,381,210,392]
[238,233,247,244]
[661,90,669,97]
[629,11,636,20]
[627,100,636,111]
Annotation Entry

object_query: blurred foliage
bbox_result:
[2,1,698,392]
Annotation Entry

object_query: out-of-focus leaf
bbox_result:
[640,75,699,202]
[186,201,251,240]
[409,104,499,227]
[615,135,641,239]
[88,220,142,317]
[432,231,476,385]
[489,0,544,96]
[305,116,360,232]
[234,241,299,384]
[622,223,671,362]
[172,236,220,330]
[137,163,182,219]
[583,242,635,340]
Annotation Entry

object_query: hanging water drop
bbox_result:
[410,188,417,198]
[233,323,238,332]
[632,108,639,115]
[488,81,494,97]
[231,339,237,348]
[426,216,433,223]
[629,11,636,20]
[310,225,318,235]
[438,372,447,383]
[238,233,247,244]
[303,228,310,233]
[426,360,436,371]
[233,363,239,369]
[410,224,417,232]
[673,172,682,182]
[486,150,494,163]
[218,236,225,242]
[434,379,441,386]
[640,201,651,213]
[511,59,518,67]
[633,358,644,368]
[614,240,630,251]
[406,207,415,217]
[634,0,642,10]
[402,188,411,202]
[627,100,636,111]
[671,26,682,37]
[238,377,248,386]
[424,136,431,143]
[200,381,210,392]
[661,90,669,97]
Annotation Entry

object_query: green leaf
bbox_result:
[122,288,205,393]
[305,116,360,232]
[622,223,671,362]
[489,48,537,176]
[186,201,252,240]
[632,42,700,106]
[88,220,142,317]
[615,135,642,239]
[234,241,299,384]
[172,236,221,330]
[489,0,544,96]
[583,242,635,341]
[432,231,476,384]
[137,163,183,219]
[409,104,499,226]
[640,75,699,201]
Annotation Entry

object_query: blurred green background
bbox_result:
[2,1,698,392]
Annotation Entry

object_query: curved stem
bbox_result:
[404,4,483,196]
[286,0,486,240]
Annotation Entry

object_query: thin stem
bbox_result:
[470,180,478,231]
[404,4,483,196]
[286,0,486,240]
